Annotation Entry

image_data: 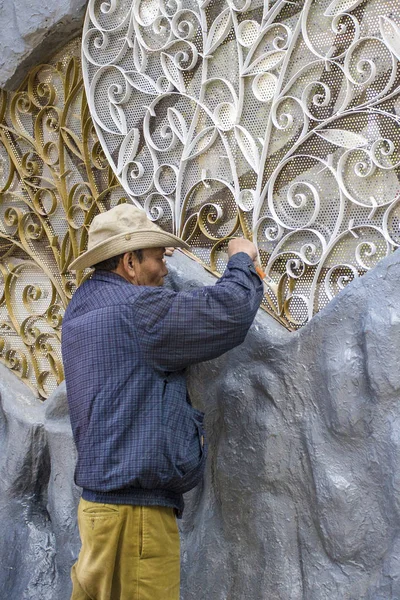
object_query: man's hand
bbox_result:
[228,238,258,263]
[164,247,175,257]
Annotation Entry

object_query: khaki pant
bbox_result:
[71,499,180,600]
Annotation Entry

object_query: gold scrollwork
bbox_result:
[0,38,130,399]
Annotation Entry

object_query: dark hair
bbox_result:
[93,249,144,271]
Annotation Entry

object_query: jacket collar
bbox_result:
[91,270,132,287]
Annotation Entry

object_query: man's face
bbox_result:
[131,247,168,287]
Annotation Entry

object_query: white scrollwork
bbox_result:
[82,0,400,330]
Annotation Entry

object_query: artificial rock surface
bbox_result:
[1,249,400,599]
[0,0,86,89]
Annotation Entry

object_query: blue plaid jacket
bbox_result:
[62,252,263,515]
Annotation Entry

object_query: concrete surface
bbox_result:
[0,0,86,89]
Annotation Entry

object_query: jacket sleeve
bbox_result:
[129,252,264,372]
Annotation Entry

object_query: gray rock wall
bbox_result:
[0,0,86,89]
[0,372,80,599]
[177,249,400,600]
[1,248,400,599]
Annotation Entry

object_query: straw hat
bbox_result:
[69,204,190,271]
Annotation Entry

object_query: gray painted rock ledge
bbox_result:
[1,248,400,599]
[0,0,86,89]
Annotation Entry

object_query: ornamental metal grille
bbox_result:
[1,0,400,396]
[82,0,400,329]
[0,39,130,398]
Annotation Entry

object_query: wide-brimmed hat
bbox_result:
[69,204,190,271]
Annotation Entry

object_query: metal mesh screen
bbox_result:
[82,0,400,329]
[1,0,400,395]
[0,39,130,398]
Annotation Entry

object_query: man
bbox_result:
[62,203,263,600]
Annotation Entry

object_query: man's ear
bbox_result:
[121,252,136,279]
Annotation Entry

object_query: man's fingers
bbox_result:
[227,238,258,261]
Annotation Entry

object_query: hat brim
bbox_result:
[69,229,190,271]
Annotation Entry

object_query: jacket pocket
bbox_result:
[161,378,207,494]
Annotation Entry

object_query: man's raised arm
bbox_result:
[130,239,264,372]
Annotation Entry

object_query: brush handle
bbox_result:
[255,265,266,280]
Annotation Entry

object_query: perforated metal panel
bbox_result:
[82,0,400,329]
[1,0,399,396]
[0,39,130,398]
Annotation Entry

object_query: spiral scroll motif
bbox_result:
[0,39,130,398]
[2,0,400,395]
[81,0,400,329]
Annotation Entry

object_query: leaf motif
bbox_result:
[65,58,80,98]
[160,53,185,93]
[204,8,232,56]
[60,127,83,160]
[380,16,400,61]
[125,71,158,95]
[167,108,188,144]
[242,50,285,76]
[316,129,368,149]
[133,37,147,73]
[117,128,139,175]
[234,125,259,171]
[252,72,277,103]
[109,103,127,135]
[324,0,365,17]
[183,126,218,160]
